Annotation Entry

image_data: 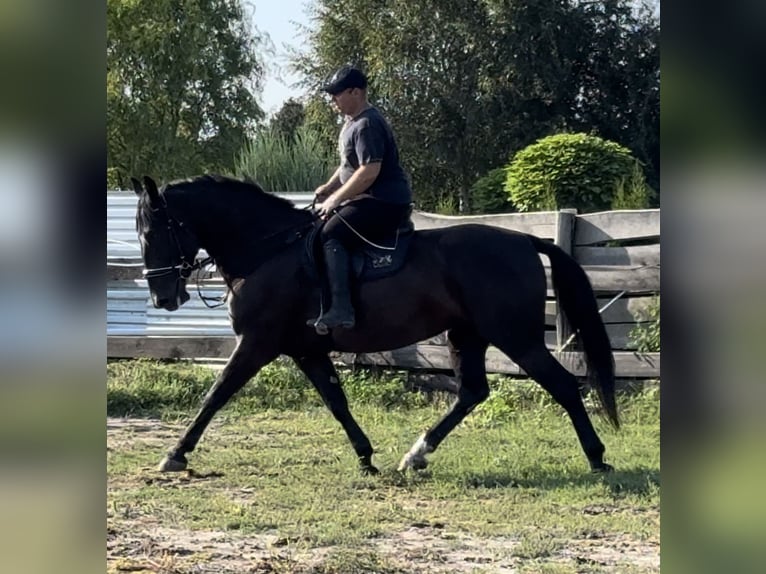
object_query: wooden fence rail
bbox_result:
[107,194,660,379]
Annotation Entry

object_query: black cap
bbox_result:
[321,65,368,95]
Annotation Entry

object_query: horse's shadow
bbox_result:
[439,466,660,496]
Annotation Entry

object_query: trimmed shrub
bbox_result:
[470,167,514,214]
[504,133,644,213]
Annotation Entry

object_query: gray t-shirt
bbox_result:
[338,107,412,205]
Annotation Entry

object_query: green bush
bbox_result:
[611,162,657,210]
[470,377,557,427]
[432,194,459,215]
[235,124,334,192]
[470,167,514,214]
[630,296,660,352]
[107,167,123,190]
[504,133,645,213]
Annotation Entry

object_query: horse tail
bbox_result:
[528,235,619,429]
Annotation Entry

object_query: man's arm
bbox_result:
[317,162,381,218]
[314,167,342,201]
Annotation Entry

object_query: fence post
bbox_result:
[554,209,577,350]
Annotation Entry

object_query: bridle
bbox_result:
[141,201,212,281]
[141,196,225,307]
[141,194,317,308]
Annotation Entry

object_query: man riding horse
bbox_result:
[310,65,412,333]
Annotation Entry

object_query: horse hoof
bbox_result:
[591,463,614,474]
[158,455,188,472]
[398,433,433,472]
[359,455,379,475]
[397,454,428,472]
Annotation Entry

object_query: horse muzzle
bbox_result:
[151,283,190,311]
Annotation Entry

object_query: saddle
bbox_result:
[305,207,415,283]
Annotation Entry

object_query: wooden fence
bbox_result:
[107,204,660,379]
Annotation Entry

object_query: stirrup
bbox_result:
[306,317,330,335]
[308,307,355,334]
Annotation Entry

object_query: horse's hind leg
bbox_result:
[498,340,611,472]
[158,335,277,472]
[399,328,489,471]
[293,354,377,474]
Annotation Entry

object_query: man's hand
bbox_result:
[317,193,342,219]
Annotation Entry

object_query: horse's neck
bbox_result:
[188,194,308,278]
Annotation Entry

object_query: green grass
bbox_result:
[107,359,659,573]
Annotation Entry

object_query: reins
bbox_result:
[310,196,401,251]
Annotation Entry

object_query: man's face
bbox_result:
[330,87,359,115]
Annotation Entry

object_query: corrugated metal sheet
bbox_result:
[107,190,313,336]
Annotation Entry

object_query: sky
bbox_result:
[247,0,314,117]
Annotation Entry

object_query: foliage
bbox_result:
[107,0,265,187]
[303,94,344,164]
[470,167,515,214]
[470,378,558,427]
[269,98,306,142]
[107,167,122,190]
[234,124,334,192]
[573,0,660,192]
[611,162,657,209]
[630,296,660,352]
[433,194,459,216]
[504,133,641,213]
[294,0,659,211]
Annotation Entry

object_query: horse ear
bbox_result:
[131,177,144,196]
[143,176,161,207]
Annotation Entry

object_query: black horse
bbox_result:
[132,174,619,475]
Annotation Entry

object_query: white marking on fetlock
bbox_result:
[397,433,434,471]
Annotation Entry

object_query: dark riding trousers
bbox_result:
[320,195,411,250]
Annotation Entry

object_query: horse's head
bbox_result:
[133,176,199,311]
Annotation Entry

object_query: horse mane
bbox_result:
[171,174,298,210]
[137,174,301,235]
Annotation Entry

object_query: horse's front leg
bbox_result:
[158,336,277,472]
[292,354,378,474]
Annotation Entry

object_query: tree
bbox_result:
[295,0,496,211]
[294,0,659,211]
[107,0,265,187]
[569,0,660,192]
[269,98,306,142]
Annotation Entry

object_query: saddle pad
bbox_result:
[304,218,415,283]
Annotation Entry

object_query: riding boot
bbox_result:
[315,239,355,330]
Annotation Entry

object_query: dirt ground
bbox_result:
[107,418,660,573]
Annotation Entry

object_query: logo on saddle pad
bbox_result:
[371,254,393,269]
